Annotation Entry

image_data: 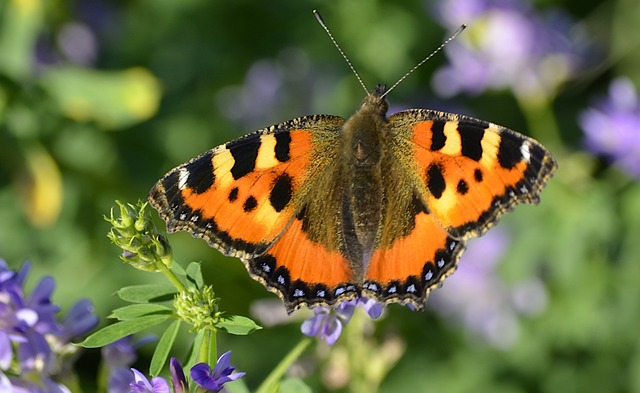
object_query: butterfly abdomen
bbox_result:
[339,93,392,270]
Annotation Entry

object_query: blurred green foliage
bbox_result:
[1,0,640,392]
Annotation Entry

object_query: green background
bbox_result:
[1,0,640,391]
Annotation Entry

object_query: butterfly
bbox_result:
[149,19,557,314]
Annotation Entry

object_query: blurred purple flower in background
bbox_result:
[430,229,548,348]
[430,0,582,102]
[301,301,356,346]
[215,47,316,130]
[0,260,98,391]
[580,77,640,179]
[301,298,385,345]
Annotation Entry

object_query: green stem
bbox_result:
[199,329,212,364]
[155,258,187,292]
[256,338,312,393]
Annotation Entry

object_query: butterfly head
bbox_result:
[360,83,389,117]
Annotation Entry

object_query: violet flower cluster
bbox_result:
[580,77,640,179]
[0,259,98,392]
[431,0,582,102]
[301,298,385,345]
[128,352,244,393]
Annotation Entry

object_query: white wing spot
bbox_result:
[335,287,345,295]
[179,213,187,220]
[449,241,456,251]
[388,286,397,294]
[317,290,326,297]
[521,141,531,162]
[262,264,271,273]
[277,275,285,285]
[368,283,378,292]
[407,284,416,293]
[437,259,445,268]
[425,270,433,280]
[178,168,189,190]
[190,215,199,222]
[293,289,305,297]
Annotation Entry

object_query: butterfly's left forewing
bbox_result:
[150,115,360,312]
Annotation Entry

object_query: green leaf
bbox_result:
[116,284,177,303]
[109,304,173,321]
[280,378,312,393]
[40,66,161,128]
[80,314,171,348]
[0,0,43,79]
[171,262,186,276]
[149,319,181,376]
[186,262,203,289]
[216,315,262,335]
[184,330,205,370]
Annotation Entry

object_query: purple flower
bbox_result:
[430,229,547,348]
[300,298,386,345]
[431,0,582,102]
[170,357,188,393]
[0,260,58,374]
[357,297,385,319]
[190,351,245,392]
[580,77,640,178]
[0,259,98,390]
[58,299,99,343]
[104,335,157,393]
[301,301,356,345]
[129,369,170,393]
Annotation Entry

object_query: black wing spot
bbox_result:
[227,138,260,180]
[430,120,446,151]
[458,122,484,161]
[274,132,291,162]
[426,163,446,199]
[497,133,523,169]
[270,174,293,212]
[184,151,214,194]
[243,196,258,212]
[474,168,483,182]
[457,179,469,195]
[228,187,239,202]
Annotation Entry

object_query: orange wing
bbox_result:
[364,193,466,309]
[149,115,358,311]
[363,109,556,309]
[394,109,557,238]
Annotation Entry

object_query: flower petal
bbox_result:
[321,316,343,346]
[212,351,232,379]
[190,362,222,391]
[170,357,188,393]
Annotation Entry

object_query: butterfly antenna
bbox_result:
[381,24,467,99]
[314,10,370,95]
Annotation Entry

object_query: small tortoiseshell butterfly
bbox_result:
[149,17,557,313]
